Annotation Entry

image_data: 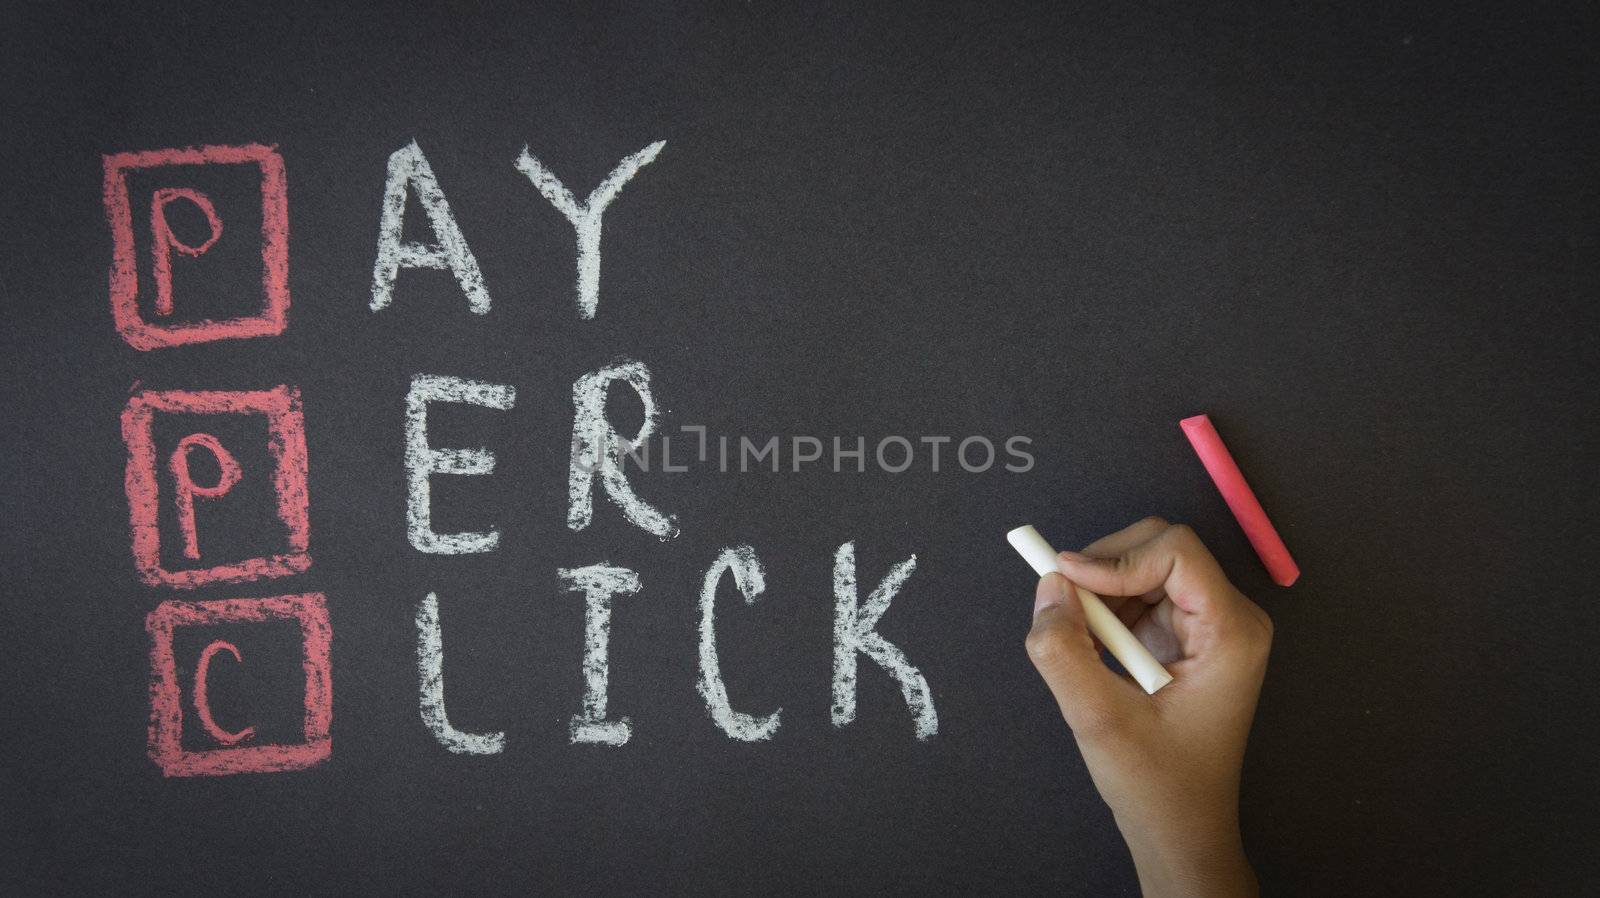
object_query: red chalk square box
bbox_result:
[103,144,289,350]
[146,593,332,777]
[122,386,311,589]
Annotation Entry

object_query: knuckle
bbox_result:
[1165,522,1199,547]
[1025,625,1067,666]
[1138,515,1169,531]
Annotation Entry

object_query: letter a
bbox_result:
[371,141,492,314]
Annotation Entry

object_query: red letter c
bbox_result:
[194,639,255,746]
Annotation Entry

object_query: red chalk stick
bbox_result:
[1180,414,1300,587]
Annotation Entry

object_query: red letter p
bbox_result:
[170,432,242,561]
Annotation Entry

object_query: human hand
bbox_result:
[1025,517,1273,898]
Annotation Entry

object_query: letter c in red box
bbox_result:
[146,593,332,777]
[122,386,311,589]
[103,144,289,350]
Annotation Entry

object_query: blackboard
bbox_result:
[2,2,1595,894]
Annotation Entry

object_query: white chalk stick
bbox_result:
[1007,525,1174,694]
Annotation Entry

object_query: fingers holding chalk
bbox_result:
[1055,522,1271,674]
[1073,516,1173,621]
[1009,526,1175,695]
[1055,523,1237,620]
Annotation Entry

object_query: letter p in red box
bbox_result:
[146,593,332,777]
[104,144,289,350]
[122,386,311,589]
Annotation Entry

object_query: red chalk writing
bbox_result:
[113,142,332,777]
[146,593,332,777]
[122,386,311,589]
[193,639,255,746]
[169,432,243,561]
[104,144,289,350]
[149,187,224,316]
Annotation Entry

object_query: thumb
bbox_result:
[1026,574,1138,737]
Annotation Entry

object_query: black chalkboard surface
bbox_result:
[2,2,1595,894]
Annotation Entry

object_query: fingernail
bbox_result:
[1034,574,1065,621]
[1057,550,1091,565]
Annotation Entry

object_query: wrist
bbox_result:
[1120,814,1256,898]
